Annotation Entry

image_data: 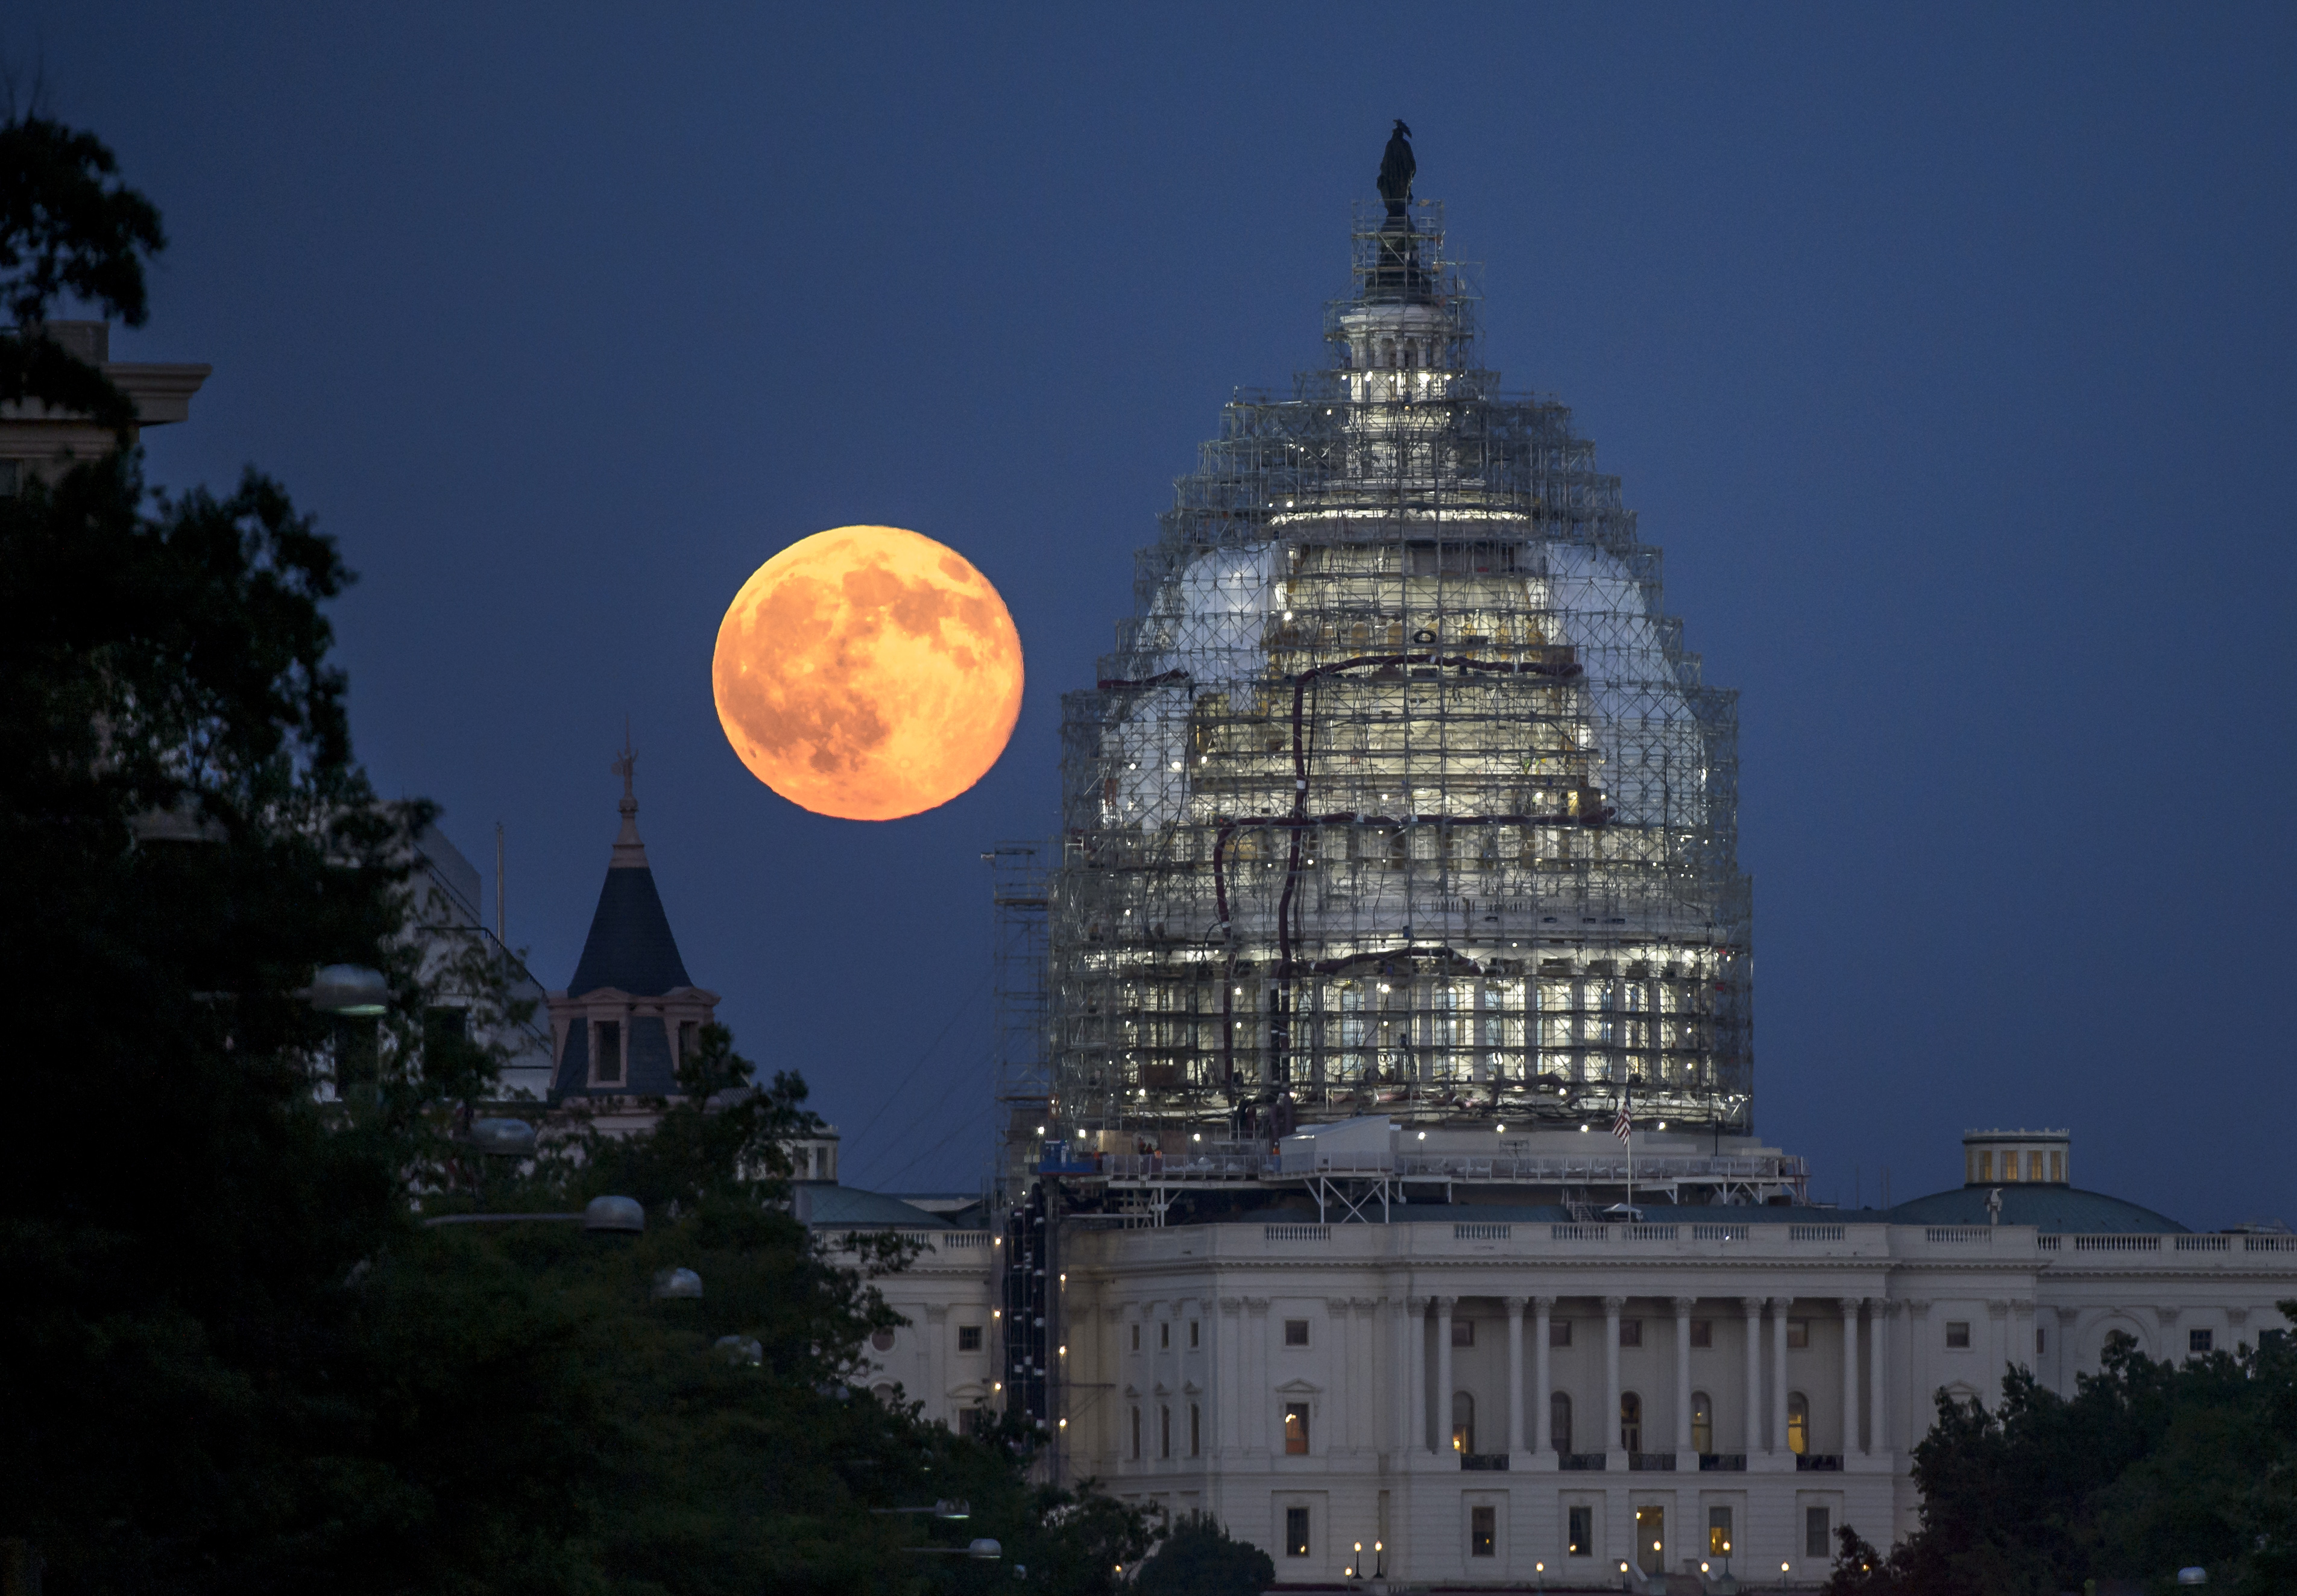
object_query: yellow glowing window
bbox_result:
[1284,1403,1309,1455]
[1786,1393,1809,1455]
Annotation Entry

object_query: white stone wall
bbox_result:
[1045,1221,2296,1588]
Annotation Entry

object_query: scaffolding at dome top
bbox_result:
[1047,199,1751,1151]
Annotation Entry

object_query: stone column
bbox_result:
[2011,1299,2036,1377]
[1328,1298,1355,1454]
[1741,1296,1763,1456]
[1246,1298,1271,1452]
[2053,1306,2080,1393]
[1674,1296,1695,1458]
[1771,1296,1790,1456]
[1388,1295,1410,1458]
[1533,1296,1555,1457]
[1985,1299,2010,1407]
[1903,1299,1931,1445]
[1407,1295,1429,1454]
[1217,1298,1243,1459]
[1604,1295,1625,1464]
[925,1303,951,1428]
[1435,1296,1457,1456]
[1871,1302,1892,1456]
[1839,1298,1861,1457]
[1506,1296,1528,1458]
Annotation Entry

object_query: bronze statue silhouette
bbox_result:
[1377,119,1415,218]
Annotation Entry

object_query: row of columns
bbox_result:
[1403,1293,1897,1460]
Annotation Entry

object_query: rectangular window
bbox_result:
[1285,1506,1310,1557]
[1690,1319,1712,1348]
[1190,1404,1200,1457]
[1161,1406,1171,1459]
[2190,1328,2214,1354]
[1284,1318,1310,1346]
[1568,1505,1593,1557]
[1806,1506,1831,1559]
[957,1324,983,1352]
[1189,1319,1200,1349]
[1470,1504,1496,1557]
[1550,1319,1573,1348]
[2037,1327,2047,1355]
[2050,1151,2065,1182]
[1619,1319,1642,1348]
[1452,1318,1475,1348]
[1130,1406,1141,1460]
[1159,1322,1171,1350]
[1284,1403,1310,1455]
[593,1019,622,1084]
[1131,1323,1141,1352]
[1945,1321,1971,1349]
[1787,1319,1809,1349]
[1977,1151,1993,1181]
[1709,1506,1733,1557]
[2028,1150,2044,1182]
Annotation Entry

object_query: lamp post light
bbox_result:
[306,964,389,1016]
[651,1267,703,1301]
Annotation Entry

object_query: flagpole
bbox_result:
[1625,1079,1633,1219]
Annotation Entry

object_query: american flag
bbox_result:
[1612,1093,1633,1144]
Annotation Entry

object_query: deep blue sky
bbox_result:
[26,5,2295,1223]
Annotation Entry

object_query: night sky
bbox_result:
[25,6,2295,1224]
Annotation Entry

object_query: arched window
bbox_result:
[1620,1390,1643,1453]
[1692,1391,1713,1455]
[1451,1390,1475,1455]
[1550,1390,1573,1454]
[1786,1391,1809,1455]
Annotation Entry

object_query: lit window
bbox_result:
[1691,1392,1713,1455]
[1568,1505,1593,1557]
[2050,1151,2065,1182]
[1786,1319,1809,1349]
[1284,1403,1310,1454]
[1284,1319,1310,1346]
[1946,1322,1971,1349]
[2027,1150,2044,1182]
[1690,1319,1712,1348]
[1806,1506,1830,1559]
[1709,1506,1733,1557]
[2190,1328,2214,1354]
[1786,1392,1809,1455]
[1286,1506,1310,1557]
[1977,1151,1993,1181]
[1452,1318,1475,1348]
[1470,1504,1496,1557]
[1619,1319,1642,1348]
[957,1325,983,1352]
[1452,1390,1475,1455]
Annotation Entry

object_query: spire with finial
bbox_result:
[610,722,647,868]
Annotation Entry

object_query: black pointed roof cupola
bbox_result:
[567,740,693,998]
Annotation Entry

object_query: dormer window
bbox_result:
[593,1019,623,1085]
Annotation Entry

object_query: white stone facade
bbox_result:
[866,1215,2295,1588]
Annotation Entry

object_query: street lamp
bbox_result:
[467,1117,537,1157]
[652,1267,703,1300]
[306,964,389,1016]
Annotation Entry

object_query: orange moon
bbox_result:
[712,525,1024,821]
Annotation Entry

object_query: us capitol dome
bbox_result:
[1047,172,1749,1149]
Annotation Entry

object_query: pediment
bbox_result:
[1276,1377,1323,1395]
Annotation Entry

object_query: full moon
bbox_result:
[712,525,1024,821]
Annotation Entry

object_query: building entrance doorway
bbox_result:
[1635,1506,1665,1575]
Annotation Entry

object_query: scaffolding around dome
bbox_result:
[1048,200,1751,1148]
